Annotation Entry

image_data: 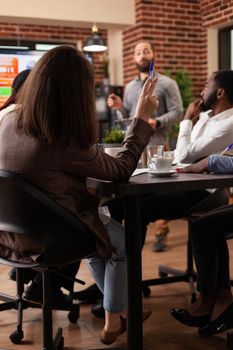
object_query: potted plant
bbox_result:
[165,69,193,149]
[102,128,125,157]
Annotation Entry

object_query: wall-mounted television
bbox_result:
[0,49,44,107]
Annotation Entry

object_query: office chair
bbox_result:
[142,188,229,303]
[0,170,98,350]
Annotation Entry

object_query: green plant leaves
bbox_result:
[103,128,125,143]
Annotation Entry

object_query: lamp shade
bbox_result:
[83,24,107,52]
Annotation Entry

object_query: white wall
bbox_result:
[0,0,135,29]
[108,30,123,85]
[207,28,218,76]
[0,0,135,86]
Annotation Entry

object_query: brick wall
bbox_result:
[0,22,107,84]
[1,0,233,98]
[123,0,207,98]
[201,0,233,27]
[122,0,233,98]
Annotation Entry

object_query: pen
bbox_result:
[221,143,233,155]
[149,60,154,80]
[225,143,233,151]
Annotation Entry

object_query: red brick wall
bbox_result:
[123,0,207,98]
[1,0,233,97]
[123,0,233,98]
[201,0,233,27]
[0,22,107,84]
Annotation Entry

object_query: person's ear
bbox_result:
[217,88,225,99]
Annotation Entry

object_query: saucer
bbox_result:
[148,170,177,177]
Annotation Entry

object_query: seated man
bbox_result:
[109,69,233,246]
[152,68,233,251]
[171,153,233,337]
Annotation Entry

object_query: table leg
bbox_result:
[125,194,143,350]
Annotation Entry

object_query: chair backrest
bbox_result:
[0,170,96,267]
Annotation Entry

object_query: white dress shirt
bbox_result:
[174,107,233,163]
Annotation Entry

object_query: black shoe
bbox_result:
[8,267,37,284]
[91,300,105,318]
[73,283,103,304]
[152,234,167,252]
[170,308,210,327]
[198,302,233,337]
[22,280,72,308]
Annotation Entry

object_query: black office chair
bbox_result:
[142,188,229,303]
[0,170,98,350]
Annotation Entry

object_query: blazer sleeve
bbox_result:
[62,118,153,182]
[208,155,233,173]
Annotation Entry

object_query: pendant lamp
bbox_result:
[83,24,107,53]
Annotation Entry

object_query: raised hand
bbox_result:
[134,76,159,123]
[184,99,203,122]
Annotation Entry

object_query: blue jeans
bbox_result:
[86,217,126,313]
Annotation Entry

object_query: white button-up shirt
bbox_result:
[174,107,233,164]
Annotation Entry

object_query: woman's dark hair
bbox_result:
[0,69,31,112]
[213,70,233,104]
[16,45,97,148]
[12,69,31,92]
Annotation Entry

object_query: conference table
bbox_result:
[87,171,233,350]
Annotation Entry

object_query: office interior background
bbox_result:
[0,2,233,350]
[0,0,233,139]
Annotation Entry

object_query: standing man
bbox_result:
[107,41,184,252]
[107,41,183,146]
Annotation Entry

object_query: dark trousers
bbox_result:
[108,190,209,246]
[191,204,233,296]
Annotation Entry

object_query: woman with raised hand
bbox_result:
[0,46,158,344]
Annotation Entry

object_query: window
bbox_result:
[219,26,233,70]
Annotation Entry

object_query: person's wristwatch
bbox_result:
[156,120,161,128]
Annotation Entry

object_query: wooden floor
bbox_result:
[0,219,232,350]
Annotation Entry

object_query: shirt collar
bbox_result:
[211,107,233,121]
[135,75,146,82]
[135,72,162,81]
[199,107,233,121]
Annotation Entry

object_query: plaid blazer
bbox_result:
[0,106,153,262]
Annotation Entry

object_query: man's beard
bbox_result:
[201,91,217,112]
[136,60,151,73]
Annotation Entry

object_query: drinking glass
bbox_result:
[147,145,164,171]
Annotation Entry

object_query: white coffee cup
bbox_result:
[164,151,174,161]
[149,156,173,172]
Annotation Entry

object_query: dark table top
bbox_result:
[87,172,233,196]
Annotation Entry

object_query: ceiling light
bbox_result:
[83,24,107,53]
